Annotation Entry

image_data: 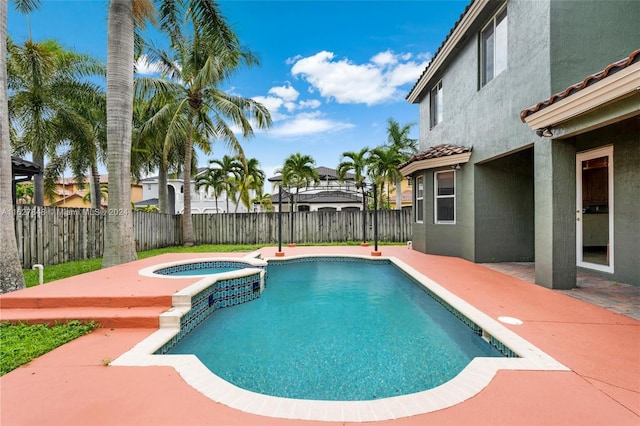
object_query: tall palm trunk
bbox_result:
[103,0,137,268]
[394,177,402,210]
[182,121,194,246]
[90,164,101,209]
[32,151,44,206]
[158,160,169,214]
[0,2,26,293]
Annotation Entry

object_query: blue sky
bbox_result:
[8,0,469,179]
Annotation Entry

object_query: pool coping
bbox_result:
[111,253,569,422]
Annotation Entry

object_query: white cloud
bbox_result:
[371,50,398,67]
[290,50,431,105]
[268,111,354,137]
[298,99,321,109]
[134,54,163,75]
[268,85,299,102]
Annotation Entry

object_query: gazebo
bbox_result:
[11,156,41,205]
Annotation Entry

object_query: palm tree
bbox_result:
[252,193,273,212]
[209,155,243,213]
[385,118,417,209]
[337,147,370,193]
[237,157,265,212]
[337,147,370,243]
[8,38,104,206]
[1,0,41,293]
[103,0,139,267]
[369,145,404,209]
[195,167,225,212]
[277,153,319,245]
[137,10,271,245]
[277,153,319,213]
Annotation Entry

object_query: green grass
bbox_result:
[23,242,406,287]
[0,321,98,376]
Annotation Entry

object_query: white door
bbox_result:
[576,146,613,273]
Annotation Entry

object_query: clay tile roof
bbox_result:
[400,144,473,169]
[520,49,640,122]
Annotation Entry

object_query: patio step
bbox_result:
[0,295,172,310]
[0,306,164,328]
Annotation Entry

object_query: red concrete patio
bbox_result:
[1,245,638,425]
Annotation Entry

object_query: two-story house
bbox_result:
[400,0,639,288]
[268,166,363,212]
[138,167,248,214]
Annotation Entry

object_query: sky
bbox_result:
[8,0,469,179]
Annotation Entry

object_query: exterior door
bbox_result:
[576,146,613,273]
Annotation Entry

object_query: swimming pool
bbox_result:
[115,253,568,422]
[168,258,503,400]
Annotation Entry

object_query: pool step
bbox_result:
[0,306,164,328]
[0,295,172,310]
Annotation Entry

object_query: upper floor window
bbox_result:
[430,81,443,128]
[480,6,507,87]
[435,170,455,223]
[415,175,424,223]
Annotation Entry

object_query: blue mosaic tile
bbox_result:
[155,260,267,276]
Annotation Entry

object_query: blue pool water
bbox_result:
[169,259,502,401]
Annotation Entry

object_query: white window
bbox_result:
[480,6,507,87]
[435,171,455,223]
[430,81,443,128]
[415,175,424,223]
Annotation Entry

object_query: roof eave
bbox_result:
[522,61,640,131]
[407,0,489,104]
[400,152,472,176]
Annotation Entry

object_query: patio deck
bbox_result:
[1,245,638,425]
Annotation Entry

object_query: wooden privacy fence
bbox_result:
[13,207,181,267]
[13,207,412,267]
[191,209,412,245]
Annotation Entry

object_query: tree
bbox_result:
[1,0,41,294]
[8,38,104,206]
[195,167,225,212]
[209,155,243,213]
[137,4,271,245]
[277,153,319,213]
[236,157,265,212]
[337,147,370,243]
[369,145,404,209]
[337,147,370,193]
[103,0,139,268]
[385,118,417,209]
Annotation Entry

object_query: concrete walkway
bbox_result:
[1,246,638,425]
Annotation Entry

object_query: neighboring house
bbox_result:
[388,179,413,210]
[45,175,142,208]
[400,0,639,288]
[268,166,363,212]
[138,167,244,214]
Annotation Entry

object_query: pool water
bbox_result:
[169,259,502,401]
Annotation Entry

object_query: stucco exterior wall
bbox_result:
[550,0,640,93]
[573,118,640,285]
[413,0,551,261]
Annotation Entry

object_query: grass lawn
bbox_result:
[0,321,98,375]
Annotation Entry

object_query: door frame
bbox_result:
[576,145,614,273]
